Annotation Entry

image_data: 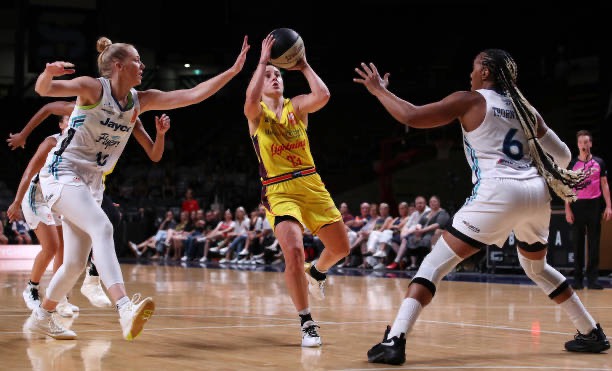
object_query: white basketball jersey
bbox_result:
[43,77,139,183]
[26,133,62,210]
[462,89,539,184]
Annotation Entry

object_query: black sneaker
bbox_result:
[565,323,610,353]
[367,325,406,365]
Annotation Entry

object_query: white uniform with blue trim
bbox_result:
[38,77,139,207]
[21,135,62,229]
[451,89,551,247]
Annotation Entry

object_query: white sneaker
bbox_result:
[373,250,387,258]
[23,283,41,310]
[209,247,219,253]
[219,258,229,263]
[301,320,322,347]
[304,262,326,301]
[68,302,80,312]
[199,256,208,263]
[25,310,77,340]
[118,294,155,341]
[373,262,386,270]
[128,241,141,256]
[238,249,250,256]
[219,247,229,255]
[56,297,74,318]
[180,256,188,262]
[80,274,112,308]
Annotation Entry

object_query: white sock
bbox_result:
[388,297,422,339]
[560,293,597,334]
[116,296,130,312]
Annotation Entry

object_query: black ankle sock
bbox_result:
[29,280,39,286]
[89,263,99,276]
[309,265,326,281]
[299,313,313,327]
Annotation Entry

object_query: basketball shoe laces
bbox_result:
[46,314,70,335]
[573,330,597,341]
[120,293,145,311]
[30,287,40,301]
[303,323,320,338]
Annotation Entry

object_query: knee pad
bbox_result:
[412,237,463,296]
[518,253,567,299]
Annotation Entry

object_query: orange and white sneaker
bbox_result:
[118,294,155,340]
[304,262,326,301]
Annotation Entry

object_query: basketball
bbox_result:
[269,28,305,69]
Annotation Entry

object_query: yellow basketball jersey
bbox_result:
[251,98,315,179]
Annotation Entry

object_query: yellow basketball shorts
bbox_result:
[262,173,341,235]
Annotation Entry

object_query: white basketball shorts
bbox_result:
[20,183,61,229]
[451,177,551,248]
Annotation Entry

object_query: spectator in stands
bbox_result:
[371,201,412,261]
[181,188,200,213]
[12,216,33,244]
[241,204,276,264]
[166,210,194,260]
[405,195,450,269]
[347,203,384,268]
[180,209,206,262]
[387,196,430,270]
[238,207,264,263]
[339,202,354,224]
[129,210,176,259]
[219,206,250,263]
[365,202,395,255]
[199,208,235,263]
[345,202,370,233]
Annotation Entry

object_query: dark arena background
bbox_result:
[0,1,611,370]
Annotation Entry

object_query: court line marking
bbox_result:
[3,303,612,314]
[334,367,612,371]
[0,318,589,337]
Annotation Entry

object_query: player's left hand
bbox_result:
[7,202,22,223]
[604,206,612,221]
[155,114,171,135]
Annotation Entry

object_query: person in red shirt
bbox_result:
[181,188,200,213]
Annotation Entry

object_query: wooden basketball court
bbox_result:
[1,262,610,370]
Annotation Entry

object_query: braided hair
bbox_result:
[480,49,587,202]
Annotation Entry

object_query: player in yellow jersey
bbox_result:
[244,33,350,347]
